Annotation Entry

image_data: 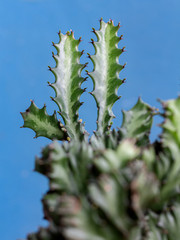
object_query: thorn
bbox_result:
[87,53,91,58]
[122,47,126,52]
[20,125,24,128]
[83,77,88,82]
[93,130,96,134]
[83,88,87,92]
[50,96,54,101]
[123,63,127,68]
[44,103,46,107]
[92,27,96,33]
[91,38,94,44]
[52,42,55,47]
[118,96,121,99]
[118,22,121,28]
[52,52,55,57]
[80,102,84,106]
[89,39,95,45]
[109,19,114,25]
[122,78,126,83]
[119,34,123,40]
[48,66,52,71]
[81,50,84,55]
[57,30,61,36]
[89,92,93,95]
[47,81,52,86]
[85,70,89,75]
[84,62,88,67]
[66,31,70,36]
[78,119,83,123]
[99,17,103,22]
[96,121,99,124]
[79,37,82,42]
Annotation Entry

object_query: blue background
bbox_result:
[1,0,180,239]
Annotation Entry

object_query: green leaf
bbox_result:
[35,140,93,194]
[146,212,167,240]
[88,19,125,135]
[157,203,180,239]
[161,97,180,159]
[35,142,71,191]
[42,192,125,240]
[89,175,133,237]
[95,139,140,173]
[27,227,55,240]
[21,101,68,140]
[119,98,154,146]
[146,204,180,240]
[157,98,180,200]
[49,31,87,140]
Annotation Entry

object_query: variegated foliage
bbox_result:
[21,20,180,240]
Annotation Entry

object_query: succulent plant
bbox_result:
[21,19,180,240]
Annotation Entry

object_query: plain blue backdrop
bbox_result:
[1,0,180,239]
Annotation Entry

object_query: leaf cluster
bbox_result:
[21,20,180,240]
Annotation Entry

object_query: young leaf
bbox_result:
[158,97,180,200]
[21,100,68,140]
[88,19,125,135]
[160,97,180,159]
[50,31,87,140]
[119,98,154,146]
[95,139,140,172]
